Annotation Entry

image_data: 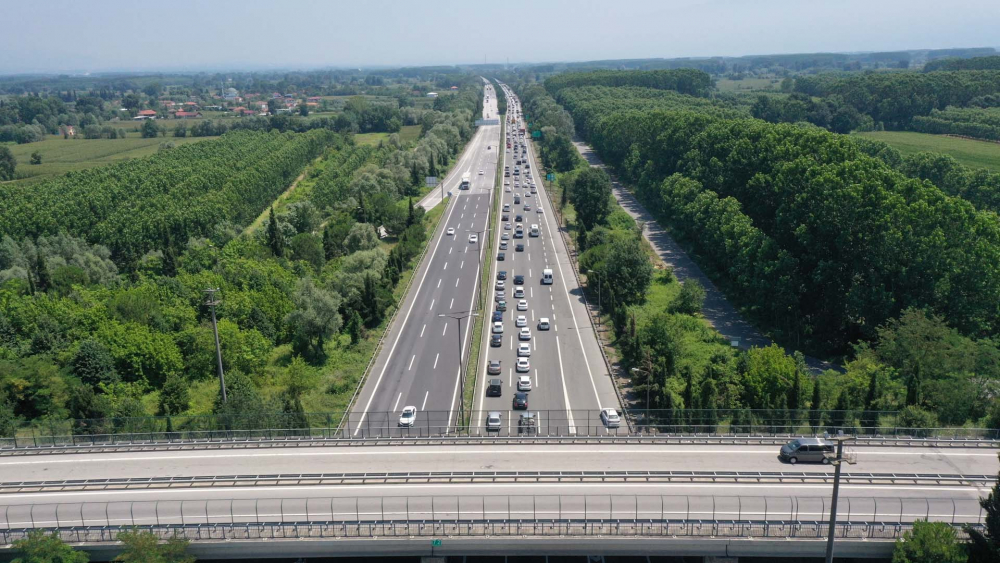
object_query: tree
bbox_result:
[158,373,189,416]
[605,236,653,306]
[266,207,283,257]
[892,520,967,563]
[290,233,325,271]
[570,167,613,230]
[967,454,1000,563]
[809,378,823,430]
[299,103,309,117]
[406,197,416,227]
[11,530,89,563]
[284,278,342,358]
[343,222,380,253]
[29,151,42,165]
[672,279,706,315]
[0,146,16,180]
[140,119,159,138]
[33,251,50,293]
[70,339,119,388]
[114,529,194,563]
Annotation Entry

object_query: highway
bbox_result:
[472,84,620,433]
[346,81,500,434]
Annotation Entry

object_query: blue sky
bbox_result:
[2,0,998,73]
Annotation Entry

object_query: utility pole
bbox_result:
[204,288,226,403]
[825,433,857,563]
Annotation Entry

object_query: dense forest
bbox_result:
[521,70,1000,430]
[0,83,483,436]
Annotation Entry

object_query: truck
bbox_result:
[517,412,537,435]
[460,172,471,190]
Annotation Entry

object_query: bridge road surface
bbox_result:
[347,81,500,435]
[0,446,994,527]
[472,84,620,434]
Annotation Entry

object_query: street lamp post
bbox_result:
[439,311,479,432]
[824,433,857,563]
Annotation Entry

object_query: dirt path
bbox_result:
[572,138,838,374]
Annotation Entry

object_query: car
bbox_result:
[487,379,503,396]
[502,214,509,221]
[517,299,528,311]
[469,234,478,244]
[504,223,511,230]
[515,243,524,252]
[524,204,532,211]
[503,204,511,212]
[514,286,525,298]
[490,334,503,347]
[492,322,504,335]
[512,392,528,410]
[496,300,507,311]
[516,357,530,372]
[492,310,503,322]
[538,318,550,330]
[398,406,417,427]
[524,191,531,197]
[517,375,532,391]
[497,270,507,280]
[501,233,510,240]
[513,274,525,285]
[519,327,531,341]
[486,411,502,431]
[487,359,502,375]
[537,207,544,214]
[494,290,505,302]
[487,146,491,150]
[516,315,527,327]
[517,343,531,357]
[779,438,835,465]
[497,252,505,261]
[515,214,523,223]
[479,169,484,175]
[499,241,508,250]
[495,280,505,290]
[600,408,621,428]
[505,186,511,192]
[446,228,455,236]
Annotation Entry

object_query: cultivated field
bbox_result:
[854,130,1000,172]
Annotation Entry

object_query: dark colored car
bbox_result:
[502,214,509,221]
[512,392,528,410]
[497,270,507,280]
[515,214,523,223]
[490,334,503,347]
[497,252,505,261]
[497,300,507,311]
[487,378,503,397]
[516,244,524,252]
[492,310,503,322]
[513,275,525,285]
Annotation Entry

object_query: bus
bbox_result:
[460,172,471,190]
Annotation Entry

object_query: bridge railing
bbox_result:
[0,494,985,545]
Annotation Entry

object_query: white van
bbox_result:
[542,268,553,285]
[529,224,539,237]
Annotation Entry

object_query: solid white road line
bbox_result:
[555,336,576,433]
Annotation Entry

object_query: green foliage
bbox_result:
[569,167,613,230]
[0,145,16,180]
[70,339,119,387]
[343,222,380,253]
[11,530,89,563]
[925,55,1000,72]
[285,278,342,358]
[967,455,1000,563]
[113,529,194,563]
[30,150,42,165]
[672,279,706,315]
[604,236,653,307]
[546,69,713,98]
[158,373,189,415]
[892,520,966,563]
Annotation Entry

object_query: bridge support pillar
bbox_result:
[421,558,446,563]
[705,557,738,563]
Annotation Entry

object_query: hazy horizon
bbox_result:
[2,0,1000,74]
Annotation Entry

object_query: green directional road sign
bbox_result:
[532,130,541,138]
[431,539,443,547]
[547,173,555,181]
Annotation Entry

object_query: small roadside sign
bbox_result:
[546,173,555,181]
[425,176,438,187]
[532,130,541,138]
[431,539,443,546]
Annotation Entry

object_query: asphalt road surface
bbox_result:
[347,81,500,435]
[472,85,620,435]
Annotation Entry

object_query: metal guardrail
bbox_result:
[1,470,991,493]
[2,430,997,456]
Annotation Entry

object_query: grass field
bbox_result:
[399,125,421,145]
[854,131,1000,172]
[5,135,216,181]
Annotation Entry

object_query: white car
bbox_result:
[479,169,484,175]
[505,186,511,192]
[538,318,550,330]
[516,357,530,372]
[495,280,505,290]
[492,321,504,334]
[536,207,544,214]
[517,375,532,391]
[469,234,478,244]
[517,299,528,311]
[446,228,455,236]
[600,408,621,428]
[399,406,417,427]
[519,327,531,341]
[516,315,527,327]
[517,343,531,357]
[514,286,525,298]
